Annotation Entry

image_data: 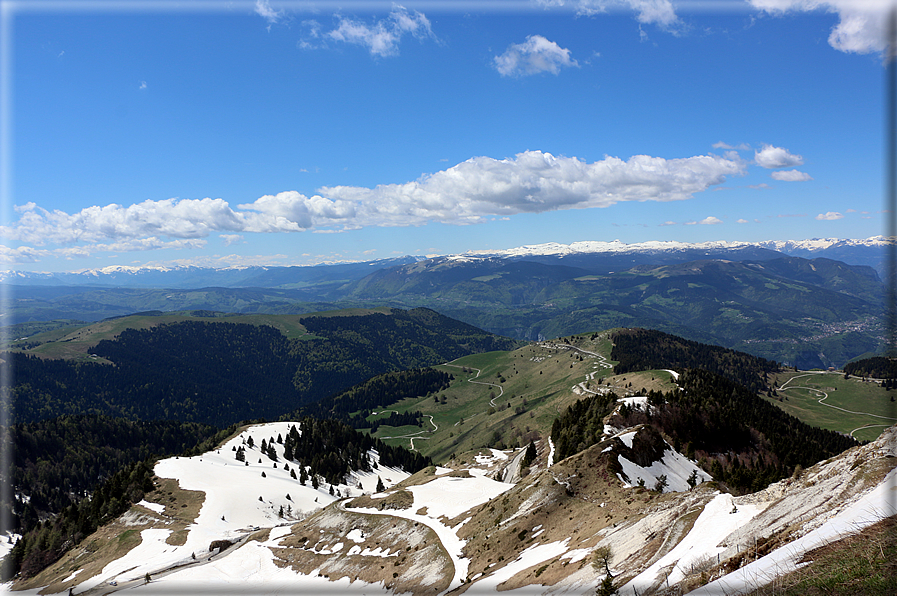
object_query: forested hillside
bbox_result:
[2,415,218,532]
[2,419,235,580]
[844,356,897,379]
[7,309,517,427]
[611,369,857,493]
[297,368,453,428]
[5,413,432,581]
[610,327,779,393]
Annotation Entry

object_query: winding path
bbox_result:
[777,372,897,436]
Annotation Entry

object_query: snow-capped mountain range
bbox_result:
[1,236,890,288]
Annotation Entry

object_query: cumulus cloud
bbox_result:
[3,151,744,259]
[0,245,50,265]
[737,218,749,223]
[2,199,244,246]
[325,6,434,57]
[314,151,744,225]
[771,169,813,181]
[538,0,679,29]
[749,0,891,55]
[816,211,844,220]
[754,144,804,169]
[493,35,579,77]
[699,216,723,225]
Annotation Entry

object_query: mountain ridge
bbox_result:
[2,236,890,286]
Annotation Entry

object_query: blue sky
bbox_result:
[0,0,891,272]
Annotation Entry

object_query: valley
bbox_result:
[5,239,890,369]
[2,310,894,595]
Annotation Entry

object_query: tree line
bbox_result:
[844,356,897,379]
[610,327,779,393]
[8,310,514,428]
[611,369,857,493]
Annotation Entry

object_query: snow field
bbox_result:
[690,467,897,596]
[349,466,515,592]
[50,422,409,594]
[618,396,648,410]
[617,449,711,493]
[472,540,570,592]
[620,493,764,595]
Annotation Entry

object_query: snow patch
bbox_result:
[621,493,764,595]
[138,499,165,514]
[617,431,636,449]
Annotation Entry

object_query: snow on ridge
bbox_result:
[74,421,414,592]
[617,449,712,493]
[463,236,888,260]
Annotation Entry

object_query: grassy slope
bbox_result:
[7,308,392,361]
[764,371,897,442]
[367,331,681,464]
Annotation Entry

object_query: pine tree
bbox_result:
[522,441,537,467]
[376,476,385,492]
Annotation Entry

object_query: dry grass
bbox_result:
[742,516,897,596]
[12,476,205,594]
[272,504,453,594]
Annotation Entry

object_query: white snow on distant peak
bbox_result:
[459,235,889,260]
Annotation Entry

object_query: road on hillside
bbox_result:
[778,372,897,437]
[76,530,258,595]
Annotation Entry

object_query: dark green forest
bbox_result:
[550,391,618,463]
[611,327,779,393]
[297,368,453,428]
[844,356,897,379]
[7,309,516,428]
[610,369,857,493]
[2,415,218,533]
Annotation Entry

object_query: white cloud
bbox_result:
[754,144,804,168]
[493,35,579,77]
[737,218,749,223]
[713,141,751,150]
[539,0,679,29]
[659,220,676,226]
[771,169,813,181]
[139,81,147,90]
[254,0,282,26]
[699,216,722,225]
[0,245,50,265]
[314,151,744,225]
[220,234,244,246]
[748,0,892,55]
[816,211,844,220]
[2,199,245,245]
[748,183,771,189]
[3,151,744,259]
[326,6,434,57]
